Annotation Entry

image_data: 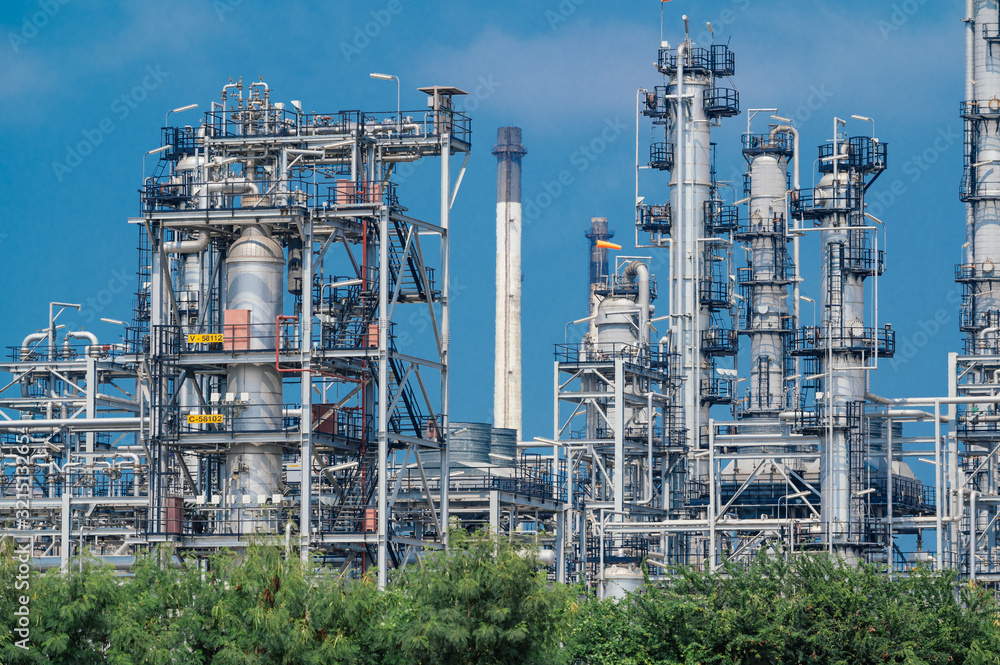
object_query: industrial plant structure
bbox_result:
[3,5,1000,595]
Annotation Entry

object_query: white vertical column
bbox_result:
[493,128,526,439]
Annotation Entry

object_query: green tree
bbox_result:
[392,528,576,665]
[570,552,1000,665]
[0,546,122,664]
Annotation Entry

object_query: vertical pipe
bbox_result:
[440,128,451,546]
[555,361,567,583]
[614,356,625,514]
[377,204,389,590]
[299,221,313,563]
[935,400,943,571]
[966,0,975,266]
[708,418,716,570]
[675,43,689,456]
[60,491,70,572]
[886,416,894,569]
[949,421,960,568]
[970,490,978,582]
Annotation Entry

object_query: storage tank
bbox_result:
[419,421,493,468]
[490,427,517,468]
[601,564,644,599]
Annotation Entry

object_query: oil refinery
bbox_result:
[3,3,999,598]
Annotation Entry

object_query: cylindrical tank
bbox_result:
[601,564,644,600]
[449,422,493,465]
[420,421,493,468]
[490,427,517,468]
[225,225,285,518]
[596,296,639,348]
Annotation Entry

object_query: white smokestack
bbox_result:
[493,127,526,439]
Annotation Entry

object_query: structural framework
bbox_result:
[3,6,1000,594]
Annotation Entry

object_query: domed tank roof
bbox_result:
[228,226,285,265]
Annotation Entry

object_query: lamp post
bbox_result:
[165,103,198,129]
[142,145,171,195]
[370,72,400,124]
[851,114,875,141]
[565,314,597,344]
[799,295,816,328]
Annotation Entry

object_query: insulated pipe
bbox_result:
[780,123,801,362]
[966,0,975,265]
[637,391,659,505]
[20,332,47,359]
[201,179,259,196]
[0,417,149,431]
[864,408,950,422]
[64,330,98,347]
[164,231,210,255]
[970,489,978,582]
[192,178,260,211]
[769,125,800,191]
[623,260,651,347]
[865,391,1000,406]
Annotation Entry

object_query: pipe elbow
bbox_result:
[769,124,797,141]
[20,332,47,359]
[623,260,649,282]
[164,231,210,254]
[66,330,99,347]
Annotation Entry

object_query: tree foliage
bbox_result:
[391,528,575,665]
[570,552,1000,665]
[2,538,1000,664]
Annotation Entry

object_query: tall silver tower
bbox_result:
[954,0,1000,579]
[792,128,890,554]
[493,127,526,439]
[738,128,795,417]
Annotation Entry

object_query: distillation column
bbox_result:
[738,132,793,416]
[793,131,889,553]
[225,226,285,528]
[955,0,1000,575]
[657,30,740,461]
[638,24,739,564]
[493,127,527,439]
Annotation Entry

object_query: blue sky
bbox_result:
[0,0,965,441]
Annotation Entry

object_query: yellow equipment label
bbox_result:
[187,334,224,344]
[187,414,224,424]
